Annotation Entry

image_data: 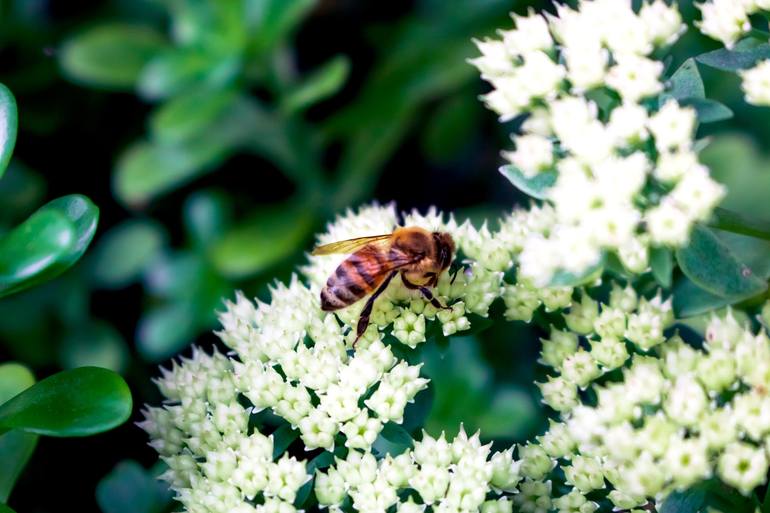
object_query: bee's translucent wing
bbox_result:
[311,234,392,255]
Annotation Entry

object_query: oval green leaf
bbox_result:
[37,194,100,269]
[150,88,237,144]
[499,165,557,200]
[675,224,767,300]
[96,460,172,513]
[183,190,231,248]
[697,42,770,71]
[59,25,167,90]
[0,84,18,180]
[0,367,132,437]
[59,322,130,374]
[666,58,705,100]
[89,219,166,288]
[0,430,38,502]
[650,247,673,289]
[114,140,227,207]
[0,363,35,405]
[0,209,75,298]
[281,55,351,114]
[210,203,313,278]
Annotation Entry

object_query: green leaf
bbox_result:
[137,50,240,101]
[0,363,36,502]
[0,84,18,180]
[700,135,770,218]
[549,257,605,287]
[710,207,770,241]
[272,424,298,459]
[210,202,313,278]
[0,430,37,502]
[281,56,350,113]
[0,503,17,513]
[475,387,537,438]
[306,451,334,474]
[89,220,166,288]
[150,88,238,144]
[37,195,100,268]
[183,190,231,248]
[373,422,413,456]
[114,140,228,208]
[251,0,317,54]
[680,98,734,124]
[650,247,673,289]
[59,321,129,374]
[667,58,705,100]
[0,367,132,437]
[697,42,770,71]
[659,484,707,513]
[96,460,172,513]
[0,209,75,298]
[59,24,167,89]
[675,224,767,301]
[0,363,35,405]
[136,303,197,362]
[499,165,556,200]
[0,194,99,297]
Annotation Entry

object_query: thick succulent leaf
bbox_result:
[59,24,167,89]
[499,165,557,200]
[0,367,131,437]
[0,430,37,502]
[680,98,733,124]
[0,363,35,404]
[0,84,18,180]
[96,460,172,513]
[281,55,350,113]
[88,219,166,288]
[0,194,99,297]
[250,0,317,54]
[37,195,100,268]
[697,42,770,71]
[549,257,605,287]
[150,88,238,144]
[59,321,129,374]
[666,58,705,100]
[210,203,314,278]
[675,224,767,301]
[183,190,231,248]
[650,247,673,289]
[0,209,75,298]
[114,139,228,207]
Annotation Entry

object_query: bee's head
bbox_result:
[433,232,455,270]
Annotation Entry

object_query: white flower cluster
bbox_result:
[696,0,769,49]
[314,428,522,513]
[523,310,770,508]
[139,262,436,513]
[139,204,567,513]
[696,1,770,106]
[472,0,725,286]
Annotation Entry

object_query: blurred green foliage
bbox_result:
[2,0,770,512]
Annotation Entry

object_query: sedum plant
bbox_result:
[142,2,770,513]
[0,84,132,512]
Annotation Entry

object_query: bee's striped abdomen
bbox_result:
[320,251,382,311]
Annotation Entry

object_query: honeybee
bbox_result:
[312,227,456,344]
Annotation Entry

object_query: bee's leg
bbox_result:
[400,272,418,290]
[418,286,451,310]
[354,271,397,347]
[449,266,462,285]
